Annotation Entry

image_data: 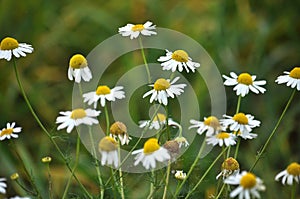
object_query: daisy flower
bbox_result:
[139,113,179,130]
[0,37,33,61]
[132,138,170,170]
[0,178,7,194]
[68,54,92,83]
[83,85,125,108]
[175,170,187,180]
[143,77,186,106]
[174,136,189,148]
[10,197,31,199]
[275,67,300,90]
[110,121,131,145]
[224,171,266,199]
[0,122,22,141]
[98,136,119,168]
[223,72,266,97]
[118,21,156,39]
[220,113,260,136]
[189,116,225,136]
[206,132,236,147]
[275,162,300,185]
[216,157,240,180]
[157,49,200,73]
[56,108,100,133]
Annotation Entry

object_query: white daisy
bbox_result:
[206,132,236,147]
[216,157,240,180]
[56,108,100,133]
[0,37,33,61]
[132,138,170,170]
[118,21,156,39]
[0,122,22,141]
[234,130,257,140]
[189,116,225,136]
[9,197,31,199]
[109,121,131,145]
[223,72,266,97]
[138,113,179,130]
[224,171,266,199]
[174,136,189,148]
[143,77,186,106]
[220,113,260,136]
[275,67,300,90]
[175,170,187,180]
[83,85,125,108]
[275,162,300,185]
[0,178,7,194]
[157,49,200,73]
[68,54,92,83]
[98,136,119,168]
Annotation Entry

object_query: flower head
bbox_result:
[132,138,170,170]
[206,132,236,147]
[224,171,266,199]
[0,178,7,194]
[110,121,131,145]
[10,173,19,180]
[98,136,119,168]
[157,49,200,73]
[56,108,100,133]
[41,156,52,163]
[9,196,31,199]
[118,21,156,39]
[275,67,300,90]
[83,85,125,108]
[143,77,186,106]
[0,37,33,61]
[223,72,266,97]
[216,157,240,179]
[189,116,225,136]
[174,136,189,148]
[0,122,22,141]
[139,113,179,130]
[175,170,186,180]
[68,54,92,83]
[275,162,300,185]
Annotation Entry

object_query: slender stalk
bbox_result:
[138,37,151,83]
[46,164,53,199]
[12,59,92,198]
[250,89,296,171]
[162,160,171,199]
[235,95,242,114]
[104,105,110,135]
[15,179,37,195]
[234,138,241,159]
[291,182,296,199]
[215,183,226,199]
[147,170,155,199]
[118,144,125,199]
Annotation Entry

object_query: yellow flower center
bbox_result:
[154,78,170,91]
[70,109,87,119]
[0,128,13,136]
[143,138,160,154]
[153,113,167,122]
[286,162,300,176]
[216,132,230,139]
[204,116,220,129]
[110,121,127,135]
[0,37,19,50]
[96,85,111,95]
[237,73,253,85]
[98,136,118,151]
[41,156,52,163]
[233,113,248,125]
[240,173,257,189]
[69,54,88,69]
[171,50,189,63]
[289,67,300,79]
[222,157,240,171]
[131,24,144,32]
[10,173,19,180]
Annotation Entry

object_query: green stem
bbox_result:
[234,137,241,159]
[47,164,53,199]
[291,182,296,199]
[15,180,36,196]
[118,145,125,199]
[12,59,92,198]
[104,105,110,135]
[174,137,207,197]
[215,183,226,199]
[184,147,228,199]
[138,37,151,83]
[250,89,296,171]
[162,160,171,199]
[147,170,155,199]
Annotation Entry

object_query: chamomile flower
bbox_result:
[224,171,266,199]
[138,113,179,130]
[175,170,187,180]
[0,178,7,194]
[0,122,22,141]
[132,138,170,170]
[10,197,31,199]
[118,21,156,39]
[83,85,125,108]
[56,108,100,133]
[189,116,225,136]
[68,54,92,83]
[157,49,200,73]
[174,136,189,148]
[110,121,131,145]
[143,77,186,106]
[98,136,119,168]
[275,67,300,90]
[275,162,300,185]
[206,132,236,147]
[0,37,33,61]
[220,113,260,135]
[216,157,240,180]
[223,72,266,97]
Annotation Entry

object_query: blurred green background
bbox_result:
[0,0,299,198]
